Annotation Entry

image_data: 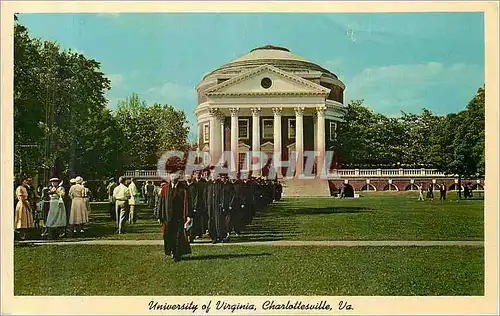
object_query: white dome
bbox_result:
[228,45,309,63]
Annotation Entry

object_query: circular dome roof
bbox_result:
[232,44,309,63]
[201,44,338,81]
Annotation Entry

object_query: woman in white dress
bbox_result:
[69,176,88,234]
[14,176,35,240]
[45,177,67,239]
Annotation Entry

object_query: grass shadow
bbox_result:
[239,209,301,241]
[291,207,374,215]
[183,252,272,261]
[14,242,39,248]
[229,235,292,242]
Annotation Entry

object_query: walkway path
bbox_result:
[16,239,483,247]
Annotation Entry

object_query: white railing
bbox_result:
[123,168,450,179]
[123,170,158,178]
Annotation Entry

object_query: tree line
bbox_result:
[14,18,484,187]
[335,86,485,179]
[14,21,190,184]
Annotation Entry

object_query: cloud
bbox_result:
[322,57,348,79]
[323,58,343,70]
[107,74,125,87]
[145,82,198,134]
[323,15,396,44]
[96,13,120,19]
[346,62,483,114]
[145,82,196,104]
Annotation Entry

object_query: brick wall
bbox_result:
[328,178,484,192]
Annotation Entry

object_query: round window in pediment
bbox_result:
[261,77,272,89]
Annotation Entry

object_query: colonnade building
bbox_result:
[195,45,347,177]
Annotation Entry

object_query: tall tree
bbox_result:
[334,95,483,175]
[115,94,190,169]
[433,86,485,198]
[400,109,444,167]
[335,100,417,167]
[335,100,375,167]
[14,20,114,183]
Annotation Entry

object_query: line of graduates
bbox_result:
[154,170,282,262]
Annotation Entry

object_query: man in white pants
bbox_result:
[112,176,131,234]
[128,178,140,224]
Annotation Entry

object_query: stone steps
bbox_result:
[282,178,331,197]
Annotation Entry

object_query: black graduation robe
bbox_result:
[195,178,208,234]
[185,181,200,237]
[155,181,192,259]
[254,180,264,211]
[220,180,234,214]
[231,180,246,233]
[242,180,255,224]
[274,181,283,201]
[207,179,230,241]
[206,180,219,241]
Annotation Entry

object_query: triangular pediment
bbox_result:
[260,141,274,154]
[238,142,251,151]
[205,65,330,97]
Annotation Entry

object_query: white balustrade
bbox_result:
[121,168,450,179]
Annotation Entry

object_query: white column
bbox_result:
[295,107,304,177]
[220,113,226,170]
[251,107,261,176]
[230,108,239,174]
[316,107,326,177]
[197,123,202,149]
[209,108,222,166]
[313,117,317,154]
[272,107,282,178]
[220,114,225,152]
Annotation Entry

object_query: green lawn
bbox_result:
[40,193,483,241]
[14,244,483,296]
[14,194,484,296]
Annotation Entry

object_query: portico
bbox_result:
[195,45,347,179]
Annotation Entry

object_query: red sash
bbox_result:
[183,190,188,239]
[160,184,168,235]
[159,184,188,239]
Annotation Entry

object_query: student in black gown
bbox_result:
[230,176,245,236]
[220,174,234,242]
[155,173,192,262]
[206,173,220,243]
[274,179,283,201]
[195,170,209,237]
[242,177,255,225]
[184,173,199,242]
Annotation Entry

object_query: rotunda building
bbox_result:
[195,45,346,177]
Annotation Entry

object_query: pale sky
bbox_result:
[18,12,485,140]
